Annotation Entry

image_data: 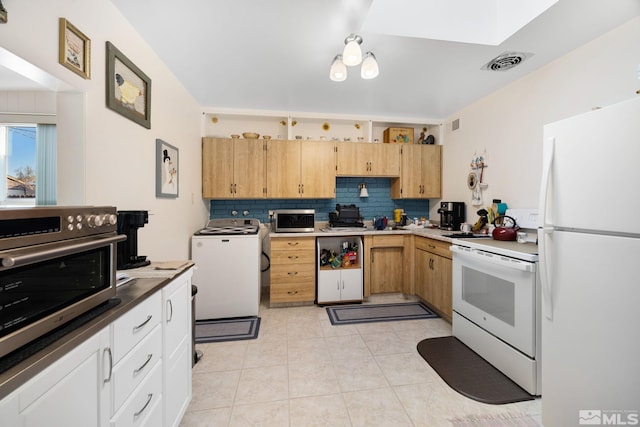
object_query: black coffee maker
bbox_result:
[437,202,465,231]
[117,210,150,270]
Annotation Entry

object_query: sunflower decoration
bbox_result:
[354,123,361,130]
[291,120,297,127]
[322,122,330,131]
[280,120,287,126]
[210,116,218,124]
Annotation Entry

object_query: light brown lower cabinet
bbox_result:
[364,235,410,296]
[269,236,316,304]
[414,236,452,320]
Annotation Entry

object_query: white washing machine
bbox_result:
[191,218,261,320]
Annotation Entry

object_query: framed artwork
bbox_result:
[156,139,178,198]
[106,41,151,129]
[58,18,91,79]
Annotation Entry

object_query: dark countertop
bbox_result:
[0,262,194,400]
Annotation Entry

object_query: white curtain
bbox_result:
[36,124,57,205]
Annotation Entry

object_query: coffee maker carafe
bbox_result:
[437,202,465,231]
[117,210,150,269]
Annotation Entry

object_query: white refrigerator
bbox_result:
[539,97,640,427]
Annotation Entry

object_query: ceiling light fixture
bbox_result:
[329,55,347,82]
[361,52,379,79]
[330,34,378,82]
[342,34,363,66]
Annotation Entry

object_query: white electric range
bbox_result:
[450,209,541,396]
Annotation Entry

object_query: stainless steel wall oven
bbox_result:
[0,206,124,358]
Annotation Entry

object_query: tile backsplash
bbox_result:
[209,177,430,224]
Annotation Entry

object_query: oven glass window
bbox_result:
[0,246,111,338]
[461,265,515,326]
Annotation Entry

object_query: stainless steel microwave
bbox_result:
[273,209,315,233]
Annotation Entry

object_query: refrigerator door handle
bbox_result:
[538,136,555,320]
[538,137,555,228]
[539,227,554,320]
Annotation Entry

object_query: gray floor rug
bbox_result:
[326,302,438,325]
[195,317,260,343]
[417,336,535,405]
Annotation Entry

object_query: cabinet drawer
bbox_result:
[112,325,162,413]
[110,360,163,427]
[270,250,315,265]
[270,283,315,303]
[415,237,451,259]
[112,292,161,363]
[270,263,315,282]
[370,235,405,247]
[271,237,315,252]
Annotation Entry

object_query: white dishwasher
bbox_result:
[191,218,261,320]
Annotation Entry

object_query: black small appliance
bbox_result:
[437,202,465,231]
[329,204,364,228]
[117,210,150,269]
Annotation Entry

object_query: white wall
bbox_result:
[0,0,208,261]
[440,16,640,222]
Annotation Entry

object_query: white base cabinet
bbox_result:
[317,236,363,304]
[0,268,193,427]
[0,327,110,427]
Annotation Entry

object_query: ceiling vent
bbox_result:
[481,51,533,72]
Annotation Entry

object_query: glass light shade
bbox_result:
[361,52,379,79]
[359,184,369,197]
[329,55,347,82]
[342,35,363,66]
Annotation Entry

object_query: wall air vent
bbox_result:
[481,51,533,72]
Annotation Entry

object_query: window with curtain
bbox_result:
[0,123,56,206]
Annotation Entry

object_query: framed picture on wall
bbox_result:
[106,41,151,129]
[58,18,91,79]
[156,139,178,198]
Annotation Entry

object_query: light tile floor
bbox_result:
[180,294,542,427]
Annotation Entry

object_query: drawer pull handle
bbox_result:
[134,354,153,375]
[133,315,153,333]
[134,393,153,419]
[287,271,298,276]
[428,244,436,249]
[287,242,299,246]
[287,290,298,295]
[288,255,298,260]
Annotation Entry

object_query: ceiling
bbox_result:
[10,1,640,121]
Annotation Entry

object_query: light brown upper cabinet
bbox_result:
[266,139,336,198]
[336,142,400,177]
[391,145,442,199]
[202,137,265,199]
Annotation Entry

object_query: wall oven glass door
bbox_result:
[451,245,536,357]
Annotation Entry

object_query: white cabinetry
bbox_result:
[317,236,363,304]
[162,270,192,427]
[0,327,110,427]
[0,269,193,427]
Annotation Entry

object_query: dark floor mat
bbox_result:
[417,336,535,405]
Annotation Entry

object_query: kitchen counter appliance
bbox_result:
[539,97,640,426]
[191,218,260,320]
[273,209,315,233]
[329,204,364,228]
[437,202,465,231]
[0,206,124,358]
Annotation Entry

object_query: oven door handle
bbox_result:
[0,234,126,268]
[450,245,535,272]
